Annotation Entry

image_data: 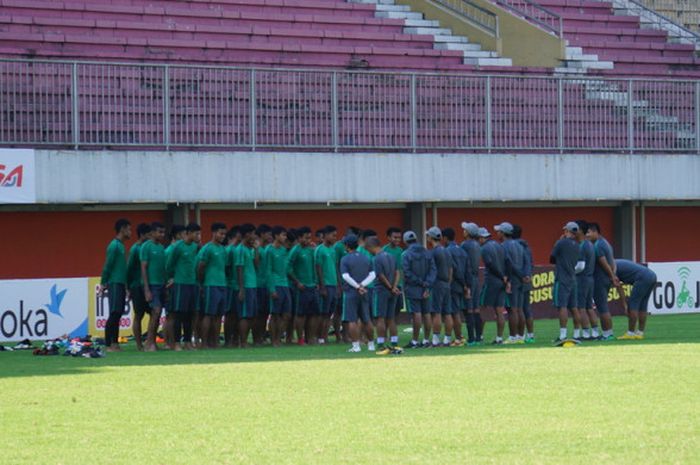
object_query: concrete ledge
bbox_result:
[35,150,700,203]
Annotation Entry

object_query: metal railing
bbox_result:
[433,0,500,37]
[613,0,700,50]
[0,58,698,153]
[489,0,563,37]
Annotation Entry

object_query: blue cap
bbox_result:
[403,230,418,243]
[426,226,442,239]
[343,234,359,248]
[494,222,514,235]
[563,222,579,233]
[461,222,479,236]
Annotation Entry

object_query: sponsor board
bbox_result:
[0,149,36,204]
[0,278,88,342]
[648,262,700,315]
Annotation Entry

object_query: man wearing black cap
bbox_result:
[402,230,437,349]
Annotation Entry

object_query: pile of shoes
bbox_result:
[63,336,105,358]
[12,339,35,350]
[33,339,64,356]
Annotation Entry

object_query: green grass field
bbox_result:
[2,314,699,465]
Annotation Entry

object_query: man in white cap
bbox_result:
[426,226,454,347]
[461,222,483,345]
[402,230,437,349]
[478,227,509,345]
[551,222,582,342]
[495,221,526,344]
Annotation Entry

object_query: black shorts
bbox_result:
[130,285,149,315]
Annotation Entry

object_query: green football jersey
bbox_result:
[140,240,166,286]
[126,241,143,289]
[314,243,338,286]
[287,244,317,287]
[255,244,270,289]
[235,244,258,289]
[101,238,127,285]
[266,244,290,292]
[167,240,198,285]
[226,244,240,290]
[197,241,227,287]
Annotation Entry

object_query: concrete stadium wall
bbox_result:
[32,150,700,204]
[2,204,697,279]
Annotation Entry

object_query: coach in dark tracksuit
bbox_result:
[616,259,658,340]
[402,230,437,349]
[478,227,509,345]
[461,222,483,344]
[445,227,469,346]
[551,222,582,342]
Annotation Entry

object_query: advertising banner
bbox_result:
[647,262,700,315]
[87,277,166,339]
[0,149,36,204]
[0,278,88,342]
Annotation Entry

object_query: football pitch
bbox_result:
[2,314,699,465]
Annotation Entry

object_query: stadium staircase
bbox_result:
[492,0,700,77]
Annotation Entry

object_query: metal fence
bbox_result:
[433,0,500,38]
[0,58,698,153]
[490,0,563,37]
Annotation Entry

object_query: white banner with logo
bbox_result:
[647,261,700,315]
[0,148,36,204]
[0,278,88,342]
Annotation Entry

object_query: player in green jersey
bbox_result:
[267,226,292,347]
[287,226,317,345]
[236,224,259,348]
[254,224,273,345]
[140,222,167,352]
[166,222,201,351]
[197,222,228,349]
[224,225,241,347]
[315,225,340,344]
[99,218,131,352]
[126,223,152,351]
[163,224,185,348]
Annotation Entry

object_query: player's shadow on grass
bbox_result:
[1,330,697,379]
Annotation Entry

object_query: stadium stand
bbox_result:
[0,0,698,151]
[632,0,700,34]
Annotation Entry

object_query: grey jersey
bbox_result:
[551,238,579,287]
[593,236,615,284]
[447,241,468,294]
[503,239,524,283]
[402,243,437,299]
[481,239,506,282]
[516,238,533,277]
[430,245,452,284]
[373,251,397,293]
[615,259,657,284]
[461,239,481,278]
[340,251,371,292]
[578,240,595,279]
